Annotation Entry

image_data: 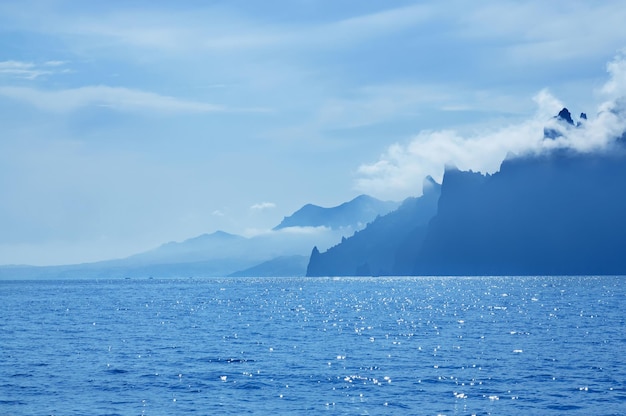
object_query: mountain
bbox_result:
[274,195,399,230]
[307,108,626,277]
[307,177,441,276]
[0,229,334,279]
[123,231,249,265]
[411,147,626,275]
[543,107,587,139]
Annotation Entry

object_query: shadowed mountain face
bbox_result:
[558,108,574,125]
[307,146,626,277]
[306,177,441,276]
[274,195,399,230]
[412,147,626,275]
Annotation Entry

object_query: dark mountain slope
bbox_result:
[306,177,441,276]
[412,147,626,275]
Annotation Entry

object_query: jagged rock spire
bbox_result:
[557,108,574,125]
[544,107,586,139]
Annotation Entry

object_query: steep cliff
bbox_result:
[413,147,626,275]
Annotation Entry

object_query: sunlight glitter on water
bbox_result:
[1,276,626,415]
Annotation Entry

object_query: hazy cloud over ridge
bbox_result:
[356,52,626,199]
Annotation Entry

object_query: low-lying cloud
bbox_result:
[356,52,626,200]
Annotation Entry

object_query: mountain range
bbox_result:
[0,194,398,279]
[274,195,399,230]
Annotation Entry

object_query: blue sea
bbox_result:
[1,276,625,415]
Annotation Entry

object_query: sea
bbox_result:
[1,276,625,415]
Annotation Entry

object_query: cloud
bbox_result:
[0,60,65,80]
[274,225,331,235]
[0,85,228,114]
[355,52,626,200]
[211,210,225,217]
[250,202,276,211]
[601,49,626,99]
[43,60,66,67]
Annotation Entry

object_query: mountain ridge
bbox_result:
[0,194,398,279]
[274,194,399,230]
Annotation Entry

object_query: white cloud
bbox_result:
[211,210,225,217]
[601,49,626,99]
[250,202,276,211]
[354,92,559,198]
[0,60,58,79]
[356,52,626,200]
[0,85,227,114]
[275,225,331,235]
[44,60,66,67]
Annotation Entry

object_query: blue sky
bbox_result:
[1,0,626,265]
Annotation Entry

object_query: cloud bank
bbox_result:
[356,52,626,199]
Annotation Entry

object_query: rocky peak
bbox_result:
[557,108,574,125]
[544,107,587,139]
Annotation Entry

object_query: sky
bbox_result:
[1,0,626,266]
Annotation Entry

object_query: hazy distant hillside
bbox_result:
[274,195,399,230]
[1,195,393,279]
[124,231,249,265]
[307,177,441,276]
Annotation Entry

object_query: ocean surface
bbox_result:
[1,276,625,415]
